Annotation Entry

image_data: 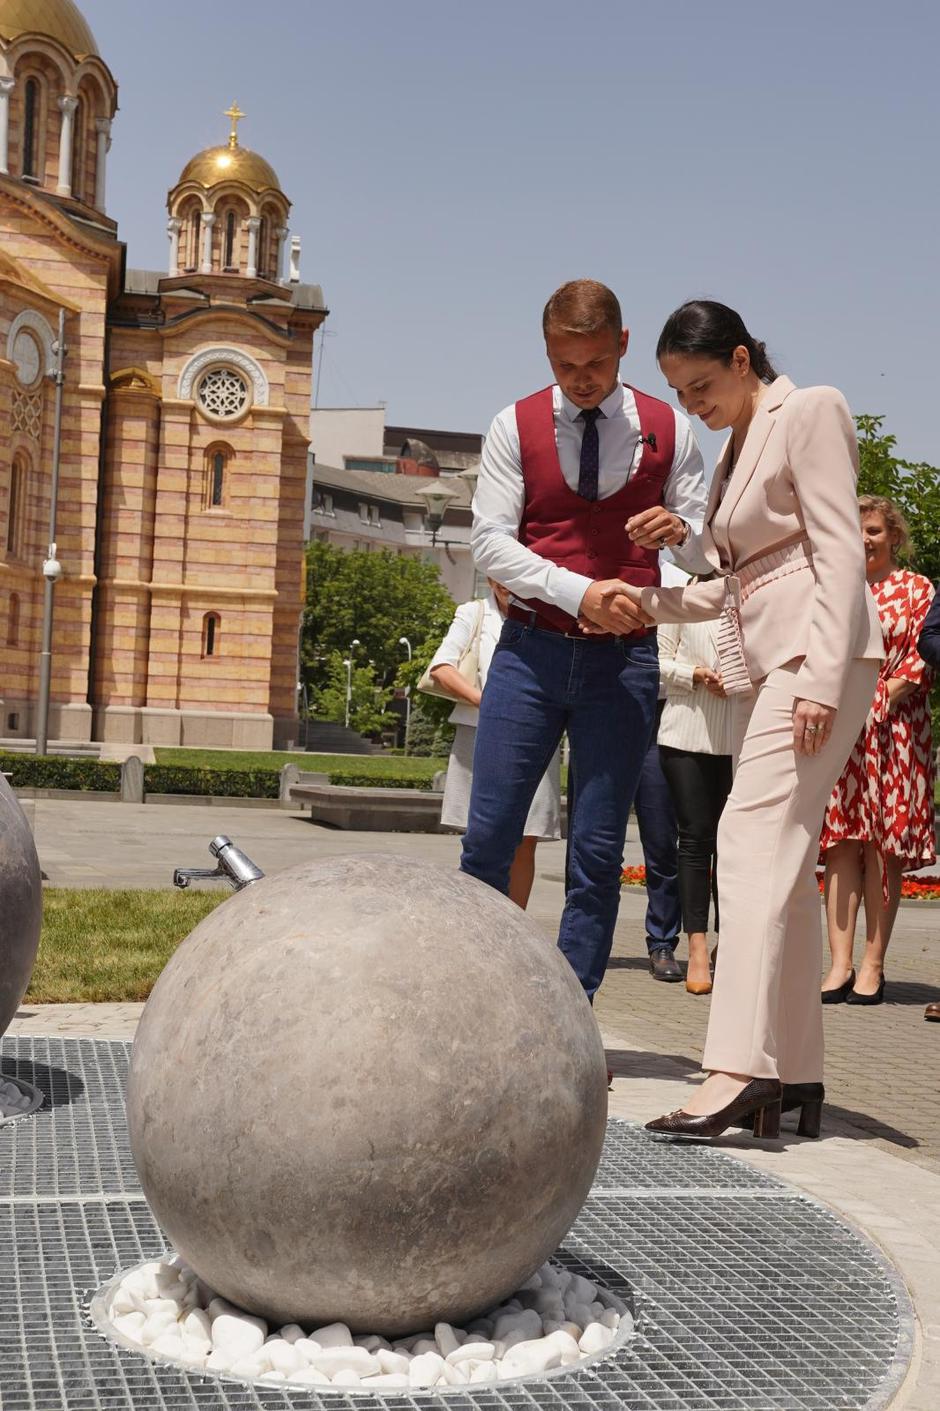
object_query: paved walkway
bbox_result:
[11,796,940,1408]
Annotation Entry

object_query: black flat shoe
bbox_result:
[846,976,885,1006]
[645,1078,782,1140]
[740,1081,824,1138]
[821,972,855,1004]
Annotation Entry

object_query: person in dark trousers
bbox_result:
[462,279,707,1002]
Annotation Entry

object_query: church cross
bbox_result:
[224,102,245,149]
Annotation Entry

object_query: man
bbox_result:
[917,590,940,1023]
[461,280,708,1000]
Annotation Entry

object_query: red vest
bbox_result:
[514,383,676,633]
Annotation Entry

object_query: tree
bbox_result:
[309,650,392,737]
[856,415,940,583]
[302,544,456,709]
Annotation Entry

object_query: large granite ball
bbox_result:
[127,853,607,1335]
[0,773,42,1039]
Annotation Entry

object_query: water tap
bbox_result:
[173,836,265,891]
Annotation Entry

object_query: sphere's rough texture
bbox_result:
[0,774,42,1039]
[127,853,607,1335]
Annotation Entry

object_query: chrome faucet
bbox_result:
[173,836,265,892]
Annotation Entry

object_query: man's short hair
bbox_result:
[542,280,623,340]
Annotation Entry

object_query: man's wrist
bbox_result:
[675,517,691,547]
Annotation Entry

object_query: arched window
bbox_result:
[205,444,231,508]
[202,612,221,659]
[224,210,237,269]
[187,208,201,271]
[6,454,26,554]
[70,96,85,201]
[7,593,20,647]
[256,215,268,278]
[23,78,39,179]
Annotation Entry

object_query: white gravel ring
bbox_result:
[0,1075,43,1122]
[90,1252,635,1393]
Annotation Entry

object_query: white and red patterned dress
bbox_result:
[820,569,936,870]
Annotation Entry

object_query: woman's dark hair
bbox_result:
[656,300,778,383]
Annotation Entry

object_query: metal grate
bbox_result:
[0,1036,913,1411]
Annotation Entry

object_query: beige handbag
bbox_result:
[715,576,753,696]
[417,599,485,702]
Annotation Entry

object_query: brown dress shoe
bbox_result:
[645,1078,783,1140]
[649,947,683,982]
[925,1003,940,1022]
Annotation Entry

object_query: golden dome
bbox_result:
[178,144,282,195]
[0,0,98,57]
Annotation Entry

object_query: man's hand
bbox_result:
[490,581,512,616]
[693,665,727,698]
[626,506,687,549]
[579,580,654,636]
[792,698,837,756]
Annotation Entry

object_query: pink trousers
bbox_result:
[702,657,879,1083]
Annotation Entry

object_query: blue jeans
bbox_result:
[461,619,660,998]
[633,704,681,953]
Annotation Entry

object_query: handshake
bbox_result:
[578,581,654,636]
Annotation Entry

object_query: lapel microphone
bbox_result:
[640,432,657,451]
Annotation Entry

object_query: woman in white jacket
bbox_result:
[429,589,561,908]
[657,597,735,995]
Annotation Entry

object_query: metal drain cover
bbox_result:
[0,1035,913,1410]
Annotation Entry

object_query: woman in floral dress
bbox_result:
[819,496,935,1005]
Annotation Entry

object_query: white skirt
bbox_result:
[440,724,562,839]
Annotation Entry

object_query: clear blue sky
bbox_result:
[84,0,938,466]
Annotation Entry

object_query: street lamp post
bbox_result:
[35,308,67,756]
[344,638,360,729]
[398,636,412,754]
[413,479,459,547]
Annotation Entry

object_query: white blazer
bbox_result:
[427,594,503,727]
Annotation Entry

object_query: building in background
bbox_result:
[0,0,325,749]
[308,407,482,601]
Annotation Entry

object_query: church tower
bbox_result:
[95,109,326,749]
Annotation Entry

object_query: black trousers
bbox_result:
[658,747,733,935]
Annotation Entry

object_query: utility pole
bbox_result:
[35,308,67,756]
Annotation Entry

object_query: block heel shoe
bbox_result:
[741,1081,825,1138]
[645,1078,782,1141]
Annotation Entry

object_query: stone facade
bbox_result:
[0,2,325,750]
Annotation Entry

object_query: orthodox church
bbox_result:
[0,0,326,750]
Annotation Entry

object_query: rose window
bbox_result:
[197,367,248,419]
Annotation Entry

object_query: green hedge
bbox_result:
[0,753,120,791]
[326,773,436,791]
[144,765,280,799]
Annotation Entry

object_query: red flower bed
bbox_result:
[621,865,940,901]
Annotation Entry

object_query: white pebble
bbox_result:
[266,1340,305,1375]
[139,1311,178,1345]
[309,1321,353,1348]
[354,1332,389,1352]
[544,1328,581,1359]
[501,1336,563,1377]
[230,1355,270,1379]
[309,1346,379,1377]
[409,1350,446,1387]
[470,1360,499,1383]
[579,1320,614,1355]
[493,1308,542,1342]
[278,1323,305,1344]
[205,1349,233,1372]
[291,1366,332,1385]
[294,1336,323,1362]
[211,1312,267,1357]
[112,1311,146,1339]
[600,1307,620,1330]
[411,1336,438,1355]
[377,1349,411,1375]
[258,1370,286,1382]
[435,1321,460,1357]
[441,1360,469,1385]
[181,1308,211,1342]
[332,1369,362,1386]
[447,1340,496,1365]
[150,1332,185,1361]
[178,1337,210,1368]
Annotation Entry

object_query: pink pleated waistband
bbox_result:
[737,537,813,602]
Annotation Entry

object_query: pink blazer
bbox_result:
[640,376,883,708]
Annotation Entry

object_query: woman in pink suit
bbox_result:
[591,300,883,1139]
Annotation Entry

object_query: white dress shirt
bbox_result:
[471,382,710,620]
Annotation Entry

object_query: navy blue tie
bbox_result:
[577,407,602,501]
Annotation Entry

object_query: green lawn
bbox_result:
[153,747,447,781]
[27,889,227,1003]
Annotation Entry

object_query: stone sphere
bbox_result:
[127,853,607,1335]
[0,774,42,1039]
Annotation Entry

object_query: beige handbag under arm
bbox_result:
[417,599,485,702]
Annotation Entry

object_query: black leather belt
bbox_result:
[507,603,649,642]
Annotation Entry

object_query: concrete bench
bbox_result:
[289,782,446,833]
